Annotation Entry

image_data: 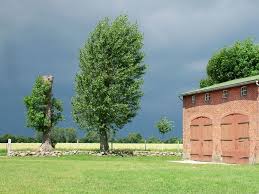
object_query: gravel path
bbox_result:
[169,160,235,165]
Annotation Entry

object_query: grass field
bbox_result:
[0,155,258,194]
[0,143,182,152]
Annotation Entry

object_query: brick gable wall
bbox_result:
[183,83,259,164]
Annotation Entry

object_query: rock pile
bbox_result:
[8,150,182,157]
[133,151,182,157]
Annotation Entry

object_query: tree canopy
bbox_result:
[156,117,174,137]
[72,15,146,152]
[200,38,259,88]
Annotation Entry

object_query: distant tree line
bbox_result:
[0,131,182,144]
[80,131,182,144]
[0,128,77,144]
[0,134,37,143]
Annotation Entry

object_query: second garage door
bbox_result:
[221,114,250,164]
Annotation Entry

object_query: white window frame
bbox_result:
[222,90,229,99]
[240,86,247,96]
[204,93,210,102]
[191,95,196,104]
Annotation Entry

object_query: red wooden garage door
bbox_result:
[190,117,213,161]
[221,114,250,164]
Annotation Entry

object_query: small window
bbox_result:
[204,93,210,102]
[191,95,196,104]
[241,86,247,96]
[222,90,229,99]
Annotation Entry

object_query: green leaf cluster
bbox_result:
[24,77,63,132]
[117,132,143,143]
[72,15,146,133]
[156,117,174,135]
[36,128,77,145]
[200,38,259,88]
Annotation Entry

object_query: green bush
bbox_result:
[80,131,99,143]
[36,128,77,147]
[116,133,144,143]
[146,137,161,143]
[164,137,182,144]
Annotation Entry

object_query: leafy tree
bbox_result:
[80,130,99,143]
[146,136,161,143]
[117,132,143,143]
[35,131,59,148]
[64,128,77,143]
[15,136,35,143]
[200,38,259,88]
[155,117,174,141]
[24,76,63,151]
[164,137,182,144]
[126,132,143,143]
[72,15,146,152]
[0,134,16,143]
[35,132,44,143]
[36,128,77,147]
[80,130,115,143]
[0,134,37,143]
[52,128,66,143]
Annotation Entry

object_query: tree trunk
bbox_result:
[100,129,109,153]
[39,129,53,152]
[40,75,54,152]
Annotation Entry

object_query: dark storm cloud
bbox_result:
[1,0,259,137]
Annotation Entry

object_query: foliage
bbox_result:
[146,137,182,143]
[199,77,214,88]
[155,117,174,135]
[146,136,161,143]
[0,134,37,143]
[80,130,100,143]
[36,128,77,146]
[72,15,146,151]
[200,38,259,88]
[51,128,77,143]
[79,131,180,144]
[164,137,182,144]
[0,132,181,144]
[64,128,77,143]
[24,77,63,132]
[116,132,143,143]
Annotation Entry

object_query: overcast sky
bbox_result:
[1,0,259,138]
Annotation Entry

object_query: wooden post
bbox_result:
[7,139,11,156]
[144,139,147,151]
[162,134,164,151]
[177,140,180,153]
[77,139,79,150]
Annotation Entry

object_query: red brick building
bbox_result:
[181,75,259,164]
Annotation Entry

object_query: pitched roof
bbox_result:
[181,75,259,96]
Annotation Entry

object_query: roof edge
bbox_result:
[181,80,256,96]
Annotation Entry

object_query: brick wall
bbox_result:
[183,83,259,164]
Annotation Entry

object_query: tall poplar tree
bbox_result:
[24,75,63,152]
[72,15,146,152]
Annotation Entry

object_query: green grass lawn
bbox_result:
[0,155,258,194]
[0,149,6,156]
